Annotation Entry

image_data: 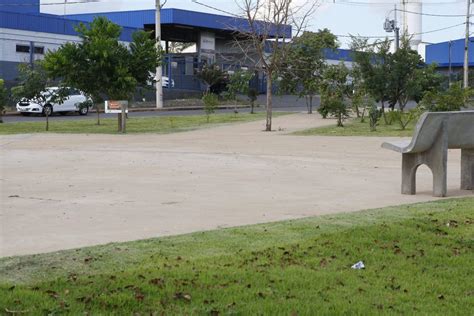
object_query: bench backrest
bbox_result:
[409,111,474,153]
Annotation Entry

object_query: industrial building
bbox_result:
[425,37,474,86]
[0,0,354,93]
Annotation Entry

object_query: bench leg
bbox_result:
[402,153,418,195]
[400,123,448,197]
[461,148,474,190]
[425,131,448,197]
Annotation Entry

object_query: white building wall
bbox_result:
[0,28,81,63]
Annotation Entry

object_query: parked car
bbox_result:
[162,76,175,88]
[147,72,175,88]
[16,87,92,116]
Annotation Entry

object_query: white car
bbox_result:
[162,76,175,88]
[16,87,92,116]
[148,73,175,88]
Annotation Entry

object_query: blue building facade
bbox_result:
[426,37,474,68]
[1,0,354,93]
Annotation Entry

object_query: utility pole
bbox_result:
[448,40,452,86]
[464,0,471,89]
[384,5,399,51]
[155,0,163,108]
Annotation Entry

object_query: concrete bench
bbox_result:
[382,111,474,197]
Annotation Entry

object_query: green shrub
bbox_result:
[202,93,218,122]
[368,102,380,132]
[419,83,473,112]
[0,79,7,123]
[247,88,258,114]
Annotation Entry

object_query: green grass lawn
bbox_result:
[0,112,286,135]
[1,198,473,314]
[294,118,416,137]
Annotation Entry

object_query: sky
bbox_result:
[41,0,469,48]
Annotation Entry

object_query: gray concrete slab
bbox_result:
[0,113,472,257]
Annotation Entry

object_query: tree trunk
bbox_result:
[307,95,313,114]
[96,103,101,126]
[250,101,255,114]
[45,113,49,131]
[381,101,388,125]
[265,74,273,131]
[337,112,343,127]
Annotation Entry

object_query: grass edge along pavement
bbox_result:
[0,112,291,135]
[293,118,416,137]
[1,197,473,314]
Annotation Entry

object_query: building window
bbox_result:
[15,45,45,55]
[34,46,44,54]
[16,45,30,53]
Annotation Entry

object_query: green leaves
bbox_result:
[197,64,226,93]
[11,62,49,102]
[280,29,339,107]
[319,63,351,127]
[419,83,473,112]
[225,70,254,101]
[0,79,7,123]
[202,93,219,123]
[43,17,161,103]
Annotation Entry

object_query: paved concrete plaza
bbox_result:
[0,113,471,257]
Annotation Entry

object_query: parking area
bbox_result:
[0,113,469,257]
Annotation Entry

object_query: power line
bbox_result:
[190,0,239,17]
[414,21,466,34]
[394,8,469,17]
[335,22,465,38]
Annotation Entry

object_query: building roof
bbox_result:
[0,10,139,42]
[0,0,40,14]
[426,37,473,68]
[66,8,292,39]
[323,48,354,62]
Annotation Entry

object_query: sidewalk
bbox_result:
[3,104,252,116]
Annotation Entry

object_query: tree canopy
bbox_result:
[43,17,161,103]
[280,29,338,114]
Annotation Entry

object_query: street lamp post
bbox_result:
[448,40,452,86]
[384,6,399,51]
[463,0,471,89]
[155,0,163,108]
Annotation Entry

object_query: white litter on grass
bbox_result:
[351,261,365,269]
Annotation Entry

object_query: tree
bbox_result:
[44,17,160,126]
[319,63,351,127]
[348,65,369,120]
[202,92,218,123]
[352,36,442,126]
[351,38,391,124]
[196,63,226,93]
[235,0,318,131]
[11,63,49,102]
[386,37,441,112]
[0,79,7,123]
[280,29,338,114]
[248,87,259,114]
[225,69,255,113]
[11,62,62,131]
[226,69,254,100]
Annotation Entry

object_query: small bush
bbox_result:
[419,83,473,112]
[368,103,380,132]
[247,88,258,114]
[0,79,7,123]
[202,93,218,122]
